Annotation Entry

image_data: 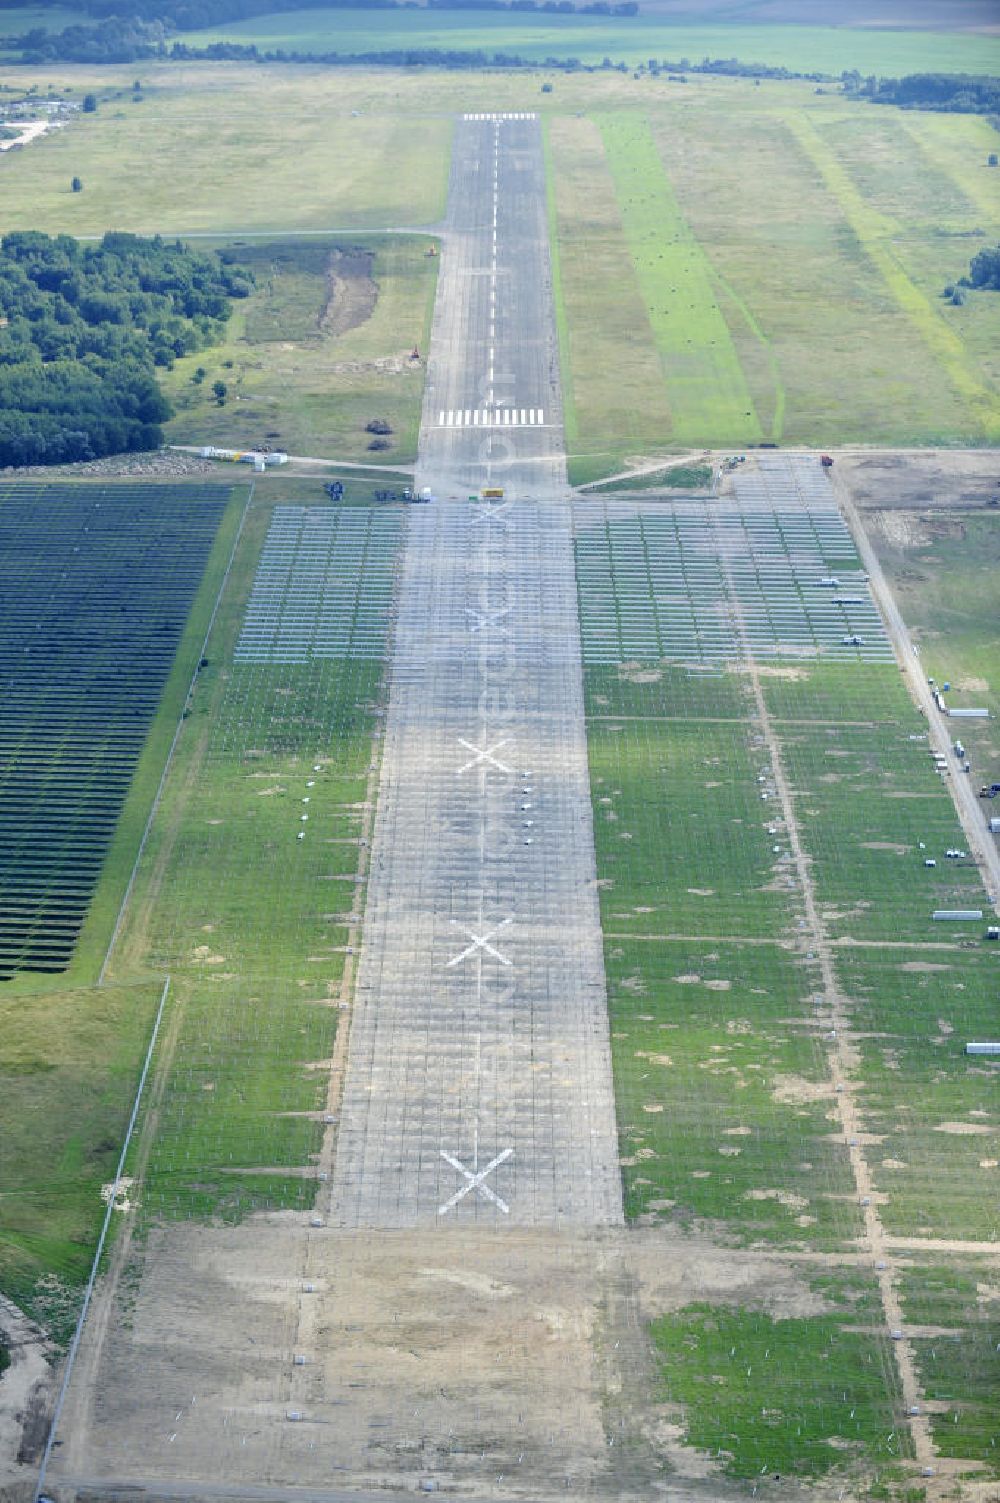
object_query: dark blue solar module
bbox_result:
[0,483,232,980]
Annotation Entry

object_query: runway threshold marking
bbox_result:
[436,409,546,427]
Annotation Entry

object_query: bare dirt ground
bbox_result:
[0,449,214,482]
[0,1295,56,1503]
[46,1216,853,1503]
[833,451,1000,514]
[320,252,377,340]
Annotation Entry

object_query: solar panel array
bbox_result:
[574,460,892,666]
[0,483,231,980]
[235,507,402,663]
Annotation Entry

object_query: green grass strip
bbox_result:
[597,112,762,448]
[653,1297,907,1478]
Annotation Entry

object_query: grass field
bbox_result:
[110,490,399,1224]
[0,71,452,235]
[550,82,1000,480]
[0,478,400,1331]
[169,9,1000,76]
[577,508,998,1479]
[0,481,248,1335]
[653,1274,905,1479]
[0,978,165,1338]
[863,507,1000,793]
[163,235,438,464]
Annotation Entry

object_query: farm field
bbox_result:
[576,468,999,1483]
[163,236,439,465]
[169,9,999,76]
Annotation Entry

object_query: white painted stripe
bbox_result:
[520,409,526,424]
[464,410,471,426]
[473,409,480,426]
[446,410,453,426]
[438,411,445,425]
[538,409,544,424]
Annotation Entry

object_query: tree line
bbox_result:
[841,71,1000,115]
[0,232,252,467]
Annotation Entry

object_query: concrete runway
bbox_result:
[330,115,623,1227]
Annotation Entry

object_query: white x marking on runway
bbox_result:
[447,915,513,968]
[465,605,510,634]
[471,502,512,524]
[457,737,512,776]
[438,1146,513,1215]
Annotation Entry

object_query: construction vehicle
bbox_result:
[820,454,834,467]
[427,244,437,258]
[410,346,421,362]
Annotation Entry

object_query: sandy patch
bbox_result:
[935,1121,994,1135]
[862,841,910,854]
[635,1051,674,1067]
[704,979,731,992]
[771,1074,833,1106]
[743,1188,809,1210]
[753,665,808,681]
[619,666,662,684]
[899,961,952,973]
[191,945,226,965]
[673,973,701,985]
[686,888,715,896]
[100,1176,136,1212]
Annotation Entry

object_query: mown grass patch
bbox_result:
[760,661,914,723]
[546,115,674,486]
[597,112,762,450]
[584,661,752,721]
[835,947,1000,1243]
[588,714,792,939]
[862,511,1000,792]
[607,938,859,1245]
[0,979,163,1339]
[585,463,714,494]
[900,1262,1000,1476]
[652,1277,907,1479]
[777,719,984,942]
[115,496,395,1223]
